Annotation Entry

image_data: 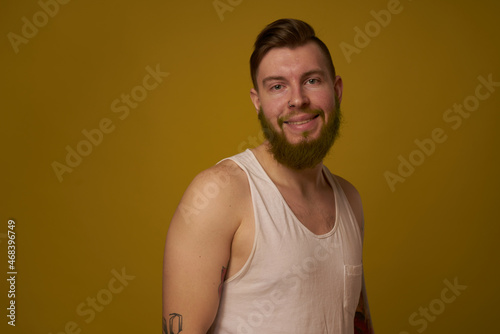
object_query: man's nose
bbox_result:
[288,85,310,109]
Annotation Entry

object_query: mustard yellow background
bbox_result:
[1,0,499,333]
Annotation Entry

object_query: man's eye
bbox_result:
[307,79,319,84]
[271,84,283,90]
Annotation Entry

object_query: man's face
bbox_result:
[250,41,343,169]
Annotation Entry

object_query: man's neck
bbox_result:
[251,143,329,196]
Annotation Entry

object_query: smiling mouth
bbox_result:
[284,114,320,125]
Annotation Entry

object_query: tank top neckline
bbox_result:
[244,149,339,239]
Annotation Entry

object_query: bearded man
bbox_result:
[163,18,374,334]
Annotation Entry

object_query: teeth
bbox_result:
[285,114,319,125]
[287,119,312,125]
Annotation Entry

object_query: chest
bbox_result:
[278,187,337,235]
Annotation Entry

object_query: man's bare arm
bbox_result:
[336,175,374,333]
[354,276,374,333]
[162,162,246,333]
[163,313,183,334]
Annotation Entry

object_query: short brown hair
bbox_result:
[250,18,336,90]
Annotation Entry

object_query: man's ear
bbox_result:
[250,88,261,113]
[333,75,343,103]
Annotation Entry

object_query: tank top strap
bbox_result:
[217,149,273,185]
[322,165,362,240]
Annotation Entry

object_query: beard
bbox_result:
[258,97,342,170]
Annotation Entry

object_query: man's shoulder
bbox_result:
[170,158,250,234]
[332,174,361,199]
[331,173,365,233]
[191,158,248,195]
[182,158,250,216]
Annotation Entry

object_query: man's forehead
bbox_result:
[257,42,330,81]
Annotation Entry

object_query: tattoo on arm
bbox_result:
[163,266,226,333]
[163,313,183,334]
[162,316,168,334]
[218,266,227,298]
[354,291,374,334]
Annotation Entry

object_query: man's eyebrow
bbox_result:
[262,76,286,86]
[261,70,327,86]
[301,69,326,79]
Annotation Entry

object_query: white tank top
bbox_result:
[211,149,363,334]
